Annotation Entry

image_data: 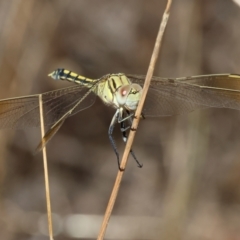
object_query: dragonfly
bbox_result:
[1,69,240,170]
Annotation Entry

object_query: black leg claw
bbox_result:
[138,163,143,168]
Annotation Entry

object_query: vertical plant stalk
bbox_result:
[97,1,172,239]
[39,94,54,240]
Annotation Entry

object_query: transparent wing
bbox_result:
[0,85,96,129]
[127,74,240,116]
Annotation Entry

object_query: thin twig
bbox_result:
[39,94,54,240]
[97,1,172,239]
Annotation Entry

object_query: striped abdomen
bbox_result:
[48,68,98,88]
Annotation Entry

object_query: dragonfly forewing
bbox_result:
[127,74,240,117]
[0,85,96,129]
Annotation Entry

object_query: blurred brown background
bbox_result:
[1,0,240,239]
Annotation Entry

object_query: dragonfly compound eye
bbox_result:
[116,85,131,106]
[125,84,142,110]
[120,86,130,97]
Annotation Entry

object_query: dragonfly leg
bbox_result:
[120,112,143,168]
[132,112,145,120]
[109,109,124,171]
[125,110,137,131]
[117,111,134,123]
[130,112,145,131]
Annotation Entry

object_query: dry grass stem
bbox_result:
[39,94,54,240]
[97,1,172,239]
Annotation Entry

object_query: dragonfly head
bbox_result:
[116,84,142,110]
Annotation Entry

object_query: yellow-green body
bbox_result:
[49,69,143,111]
